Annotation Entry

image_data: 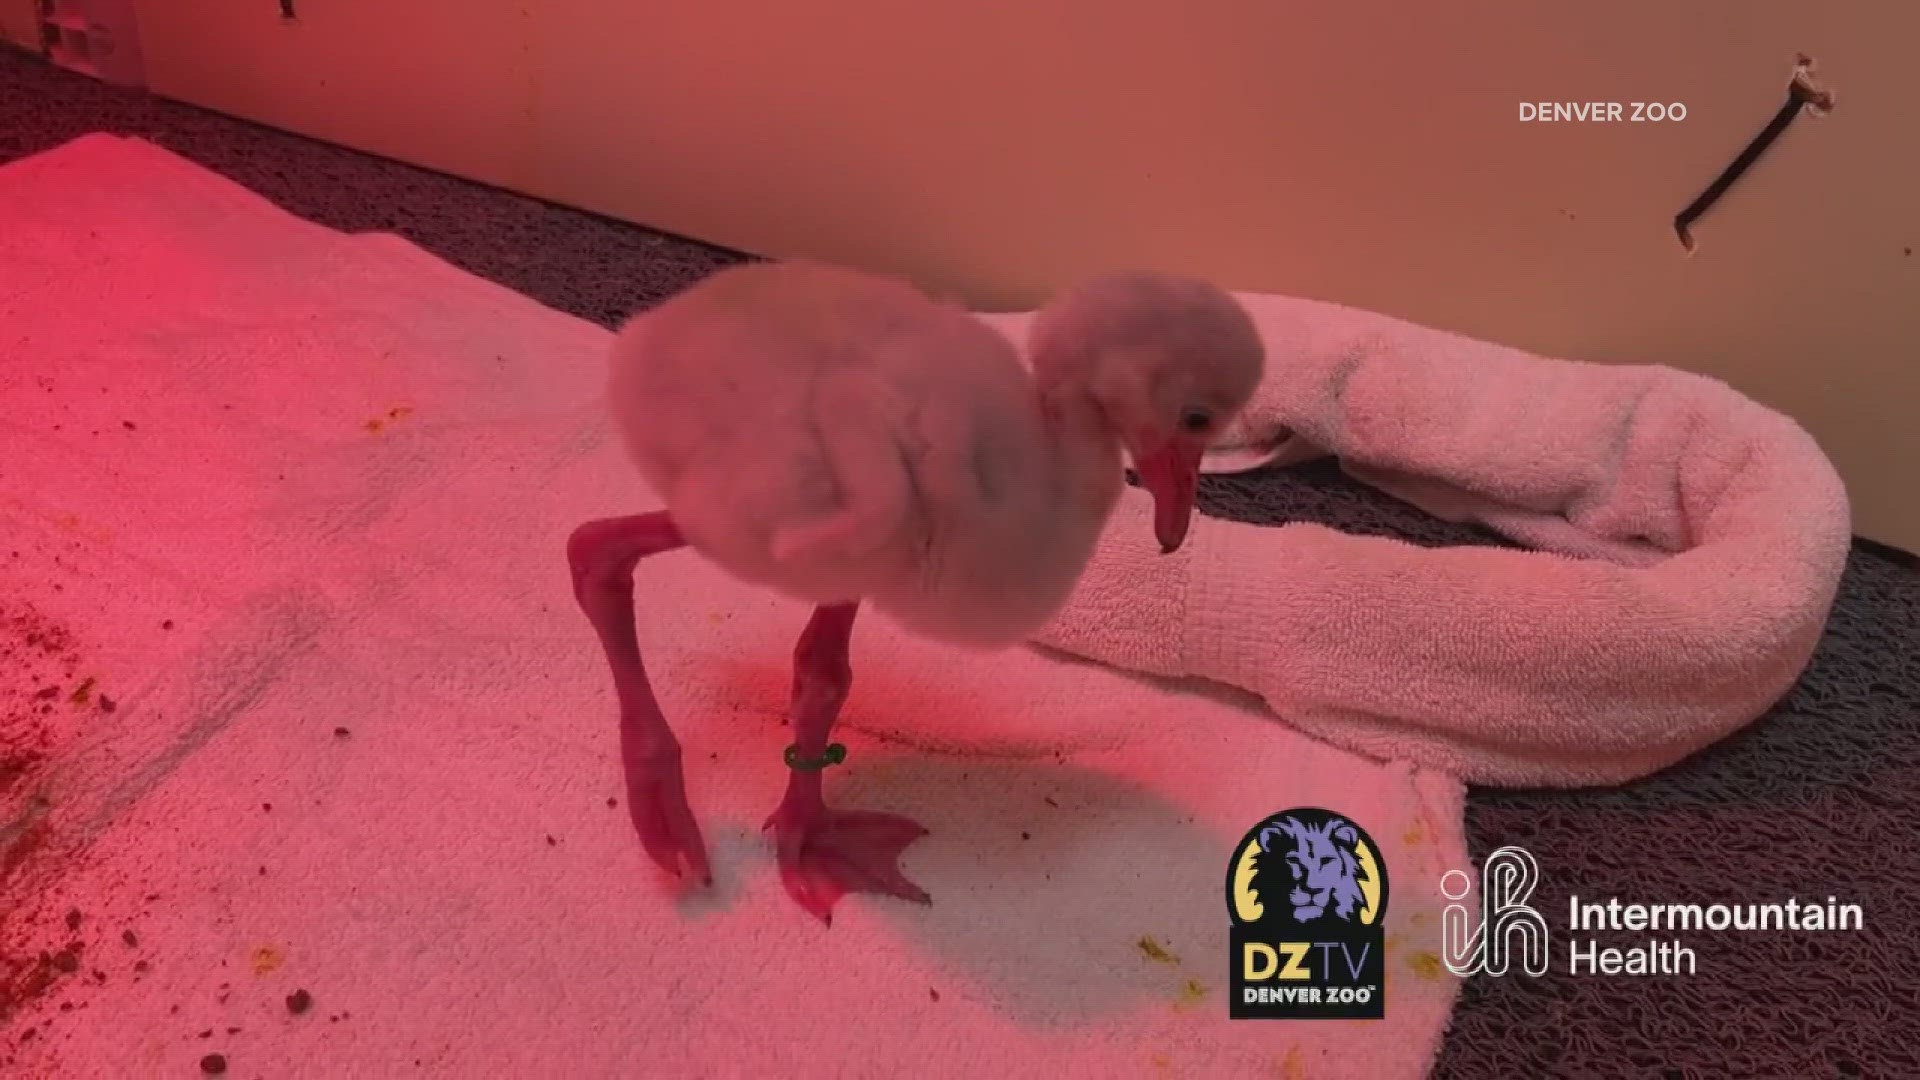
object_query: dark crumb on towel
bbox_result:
[97,694,115,713]
[161,620,174,630]
[0,953,57,1017]
[133,960,148,974]
[122,420,134,430]
[332,727,350,738]
[197,1029,212,1039]
[121,930,137,948]
[544,835,556,847]
[1135,937,1178,965]
[1020,832,1030,841]
[1043,796,1059,808]
[0,754,41,796]
[929,987,939,1002]
[286,988,312,1015]
[261,803,271,813]
[606,797,617,809]
[199,1052,226,1074]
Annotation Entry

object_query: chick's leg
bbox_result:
[765,602,930,925]
[567,511,710,886]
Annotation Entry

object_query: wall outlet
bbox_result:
[39,0,144,86]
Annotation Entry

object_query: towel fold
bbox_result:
[983,292,1850,786]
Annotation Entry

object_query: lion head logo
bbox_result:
[1258,814,1373,923]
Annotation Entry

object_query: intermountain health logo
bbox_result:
[1442,845,1866,978]
[1227,808,1387,1019]
[1441,846,1551,977]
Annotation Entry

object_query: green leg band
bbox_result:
[784,742,847,771]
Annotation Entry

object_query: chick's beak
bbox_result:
[1132,435,1206,554]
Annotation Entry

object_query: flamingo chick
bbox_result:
[568,261,1263,924]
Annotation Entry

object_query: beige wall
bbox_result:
[0,0,39,51]
[130,1,1918,550]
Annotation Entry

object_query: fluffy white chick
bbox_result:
[569,260,1263,924]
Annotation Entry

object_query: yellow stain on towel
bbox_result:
[250,945,285,975]
[69,677,96,707]
[0,496,115,543]
[1170,977,1207,1012]
[1275,1046,1306,1079]
[1149,1052,1171,1073]
[1135,936,1179,965]
[1408,951,1444,981]
[52,511,114,543]
[1402,819,1424,846]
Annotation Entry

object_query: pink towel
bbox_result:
[982,296,1851,786]
[0,135,1465,1080]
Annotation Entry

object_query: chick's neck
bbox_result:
[1036,380,1127,519]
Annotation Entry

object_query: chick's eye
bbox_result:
[1182,410,1212,433]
